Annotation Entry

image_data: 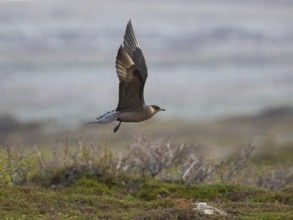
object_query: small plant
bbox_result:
[33,140,120,187]
[0,144,36,185]
[121,136,188,179]
[257,166,293,190]
[180,156,224,184]
[219,144,255,183]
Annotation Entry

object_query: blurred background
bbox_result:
[0,0,293,150]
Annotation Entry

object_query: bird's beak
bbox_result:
[160,109,166,111]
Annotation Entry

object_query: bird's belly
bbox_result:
[118,111,151,122]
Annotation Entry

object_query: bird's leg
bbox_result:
[114,121,122,133]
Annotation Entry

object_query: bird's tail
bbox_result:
[86,110,120,125]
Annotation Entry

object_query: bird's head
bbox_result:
[151,105,165,113]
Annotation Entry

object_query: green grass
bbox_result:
[1,179,293,219]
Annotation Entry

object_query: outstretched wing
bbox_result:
[123,20,148,83]
[115,20,148,111]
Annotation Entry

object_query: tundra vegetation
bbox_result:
[1,107,293,219]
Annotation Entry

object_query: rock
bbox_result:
[193,202,227,216]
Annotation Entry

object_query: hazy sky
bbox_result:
[1,0,292,129]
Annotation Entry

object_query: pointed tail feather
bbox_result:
[86,110,120,125]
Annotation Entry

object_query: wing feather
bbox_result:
[115,46,135,82]
[115,20,148,111]
[123,20,148,83]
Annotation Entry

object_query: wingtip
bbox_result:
[124,19,140,50]
[126,19,133,30]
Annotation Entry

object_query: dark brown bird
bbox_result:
[88,20,165,132]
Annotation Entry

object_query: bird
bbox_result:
[88,20,165,133]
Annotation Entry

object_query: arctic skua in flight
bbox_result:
[88,20,165,132]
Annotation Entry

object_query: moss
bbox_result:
[133,180,265,203]
[1,183,293,219]
[134,180,187,200]
[253,187,293,205]
[225,202,293,220]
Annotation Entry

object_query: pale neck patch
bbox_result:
[144,105,157,116]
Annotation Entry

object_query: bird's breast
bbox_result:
[118,111,153,122]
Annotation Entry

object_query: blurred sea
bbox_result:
[0,0,293,130]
